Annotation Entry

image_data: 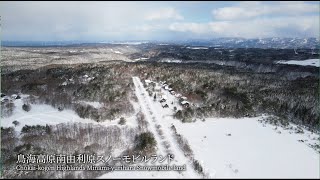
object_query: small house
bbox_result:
[181,100,190,108]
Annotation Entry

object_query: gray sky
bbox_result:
[1,1,319,41]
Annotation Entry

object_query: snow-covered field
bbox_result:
[1,98,96,132]
[186,47,209,50]
[168,117,319,178]
[276,59,319,67]
[1,95,138,132]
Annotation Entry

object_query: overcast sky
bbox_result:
[1,1,319,41]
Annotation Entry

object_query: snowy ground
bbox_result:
[276,59,319,67]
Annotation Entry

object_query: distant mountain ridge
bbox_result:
[179,37,319,49]
[2,37,319,49]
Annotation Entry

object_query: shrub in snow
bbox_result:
[1,102,15,117]
[162,141,171,149]
[182,118,193,123]
[148,90,153,97]
[157,129,164,136]
[174,110,183,119]
[137,111,149,132]
[118,117,126,125]
[12,120,20,127]
[193,159,204,175]
[135,132,156,151]
[22,104,31,112]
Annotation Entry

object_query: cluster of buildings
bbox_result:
[145,79,190,109]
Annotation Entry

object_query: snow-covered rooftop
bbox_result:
[181,100,189,105]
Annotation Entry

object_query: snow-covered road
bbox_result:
[132,77,201,178]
